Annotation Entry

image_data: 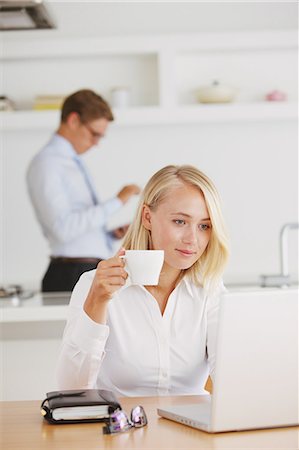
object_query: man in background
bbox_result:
[27,89,140,292]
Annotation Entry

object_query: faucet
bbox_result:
[260,222,299,288]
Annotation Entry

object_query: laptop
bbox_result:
[157,288,299,433]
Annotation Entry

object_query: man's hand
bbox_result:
[117,184,141,204]
[112,224,130,239]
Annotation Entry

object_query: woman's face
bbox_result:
[142,183,212,271]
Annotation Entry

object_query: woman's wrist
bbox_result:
[83,291,110,324]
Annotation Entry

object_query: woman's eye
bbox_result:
[199,223,211,231]
[174,219,185,225]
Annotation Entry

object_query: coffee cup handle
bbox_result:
[119,255,128,273]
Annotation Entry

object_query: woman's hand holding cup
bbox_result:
[84,248,127,323]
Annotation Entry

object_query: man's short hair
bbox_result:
[61,89,114,123]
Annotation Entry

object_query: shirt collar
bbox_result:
[51,133,78,159]
[181,276,196,298]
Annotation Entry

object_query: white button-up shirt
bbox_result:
[26,134,122,259]
[56,270,224,397]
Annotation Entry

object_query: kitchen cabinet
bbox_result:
[1,29,297,129]
[0,293,69,401]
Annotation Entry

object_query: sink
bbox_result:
[225,282,298,292]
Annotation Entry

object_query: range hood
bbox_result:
[0,0,55,30]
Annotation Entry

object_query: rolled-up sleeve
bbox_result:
[56,271,109,390]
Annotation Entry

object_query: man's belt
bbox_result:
[50,257,102,264]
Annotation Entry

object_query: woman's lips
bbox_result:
[176,249,196,257]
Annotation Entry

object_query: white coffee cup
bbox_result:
[121,250,164,285]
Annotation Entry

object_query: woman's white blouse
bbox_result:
[56,270,224,397]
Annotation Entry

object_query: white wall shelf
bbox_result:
[1,29,297,126]
[1,102,297,131]
[2,30,296,59]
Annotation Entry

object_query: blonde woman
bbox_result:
[57,165,229,396]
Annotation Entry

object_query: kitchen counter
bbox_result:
[0,292,70,323]
[1,284,297,323]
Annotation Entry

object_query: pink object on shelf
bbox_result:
[265,90,287,102]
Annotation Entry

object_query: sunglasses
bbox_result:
[103,405,148,435]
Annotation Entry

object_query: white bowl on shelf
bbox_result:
[197,81,236,104]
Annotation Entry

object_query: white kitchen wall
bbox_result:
[8,1,298,38]
[1,2,298,290]
[2,118,298,288]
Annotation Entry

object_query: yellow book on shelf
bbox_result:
[33,95,65,110]
[33,104,62,110]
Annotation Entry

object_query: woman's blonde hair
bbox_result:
[122,165,229,290]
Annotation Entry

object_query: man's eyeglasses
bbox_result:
[82,122,105,140]
[103,405,148,434]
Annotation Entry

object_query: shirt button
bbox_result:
[162,372,168,378]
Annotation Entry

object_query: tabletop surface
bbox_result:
[1,395,298,450]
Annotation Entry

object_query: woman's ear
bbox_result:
[142,204,152,231]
